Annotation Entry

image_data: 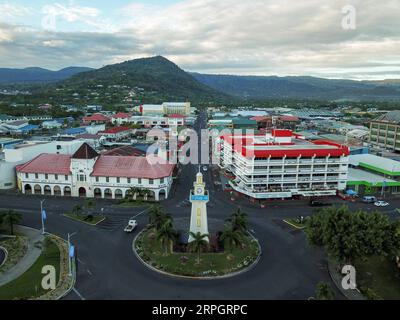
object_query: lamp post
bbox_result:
[68,232,78,277]
[40,200,46,235]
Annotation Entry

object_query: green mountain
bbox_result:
[191,73,400,101]
[52,56,230,103]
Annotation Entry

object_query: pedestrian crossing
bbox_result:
[96,217,126,231]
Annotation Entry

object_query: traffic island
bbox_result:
[63,213,106,226]
[0,229,75,300]
[133,227,261,279]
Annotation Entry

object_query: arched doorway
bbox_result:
[159,189,167,201]
[64,187,71,197]
[24,184,32,195]
[44,185,51,195]
[94,188,102,198]
[104,189,112,199]
[34,185,42,195]
[115,189,123,199]
[79,187,86,198]
[54,186,61,196]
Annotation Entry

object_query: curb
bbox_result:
[282,219,306,230]
[62,214,106,226]
[132,229,262,281]
[327,259,366,301]
[0,246,8,269]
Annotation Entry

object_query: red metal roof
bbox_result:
[250,116,272,122]
[271,129,293,137]
[83,113,111,122]
[99,126,131,134]
[16,154,71,175]
[91,156,175,179]
[279,116,299,122]
[112,113,131,119]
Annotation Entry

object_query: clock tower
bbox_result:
[188,171,209,243]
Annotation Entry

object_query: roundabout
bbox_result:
[133,217,262,279]
[0,246,6,268]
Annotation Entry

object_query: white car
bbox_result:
[124,220,138,233]
[202,166,208,172]
[374,201,389,207]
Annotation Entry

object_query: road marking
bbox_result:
[77,258,86,265]
[72,287,85,300]
[86,269,93,276]
[131,208,150,219]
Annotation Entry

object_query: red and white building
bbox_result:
[219,129,350,199]
[98,126,133,141]
[16,144,175,201]
[83,113,111,125]
[111,113,132,125]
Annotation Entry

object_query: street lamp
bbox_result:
[68,232,78,277]
[40,200,46,235]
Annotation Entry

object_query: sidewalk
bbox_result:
[0,226,44,287]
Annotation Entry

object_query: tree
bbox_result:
[149,205,167,230]
[84,199,95,213]
[127,187,141,201]
[220,224,243,251]
[0,210,23,235]
[156,219,178,255]
[72,204,83,217]
[227,208,249,235]
[315,282,336,300]
[305,206,400,265]
[141,189,152,201]
[188,232,209,264]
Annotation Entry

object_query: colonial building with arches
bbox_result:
[16,143,175,201]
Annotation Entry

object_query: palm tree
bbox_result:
[0,210,23,235]
[315,282,336,300]
[227,208,249,235]
[142,189,152,201]
[72,204,83,217]
[220,224,243,251]
[149,205,166,230]
[127,187,141,201]
[188,232,209,265]
[156,219,178,255]
[84,199,95,214]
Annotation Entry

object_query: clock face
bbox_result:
[196,187,203,194]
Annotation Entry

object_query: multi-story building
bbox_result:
[369,111,400,152]
[218,129,349,200]
[137,102,191,116]
[16,143,175,201]
[98,126,133,141]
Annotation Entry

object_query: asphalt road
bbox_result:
[0,247,5,266]
[1,110,399,300]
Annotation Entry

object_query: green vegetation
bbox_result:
[135,206,260,277]
[355,256,400,300]
[284,217,307,229]
[0,236,28,273]
[305,206,400,265]
[63,213,105,226]
[0,210,23,235]
[315,282,336,300]
[136,228,259,277]
[0,238,60,300]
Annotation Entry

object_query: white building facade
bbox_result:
[16,144,175,201]
[219,130,350,199]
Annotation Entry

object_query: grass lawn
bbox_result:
[136,229,260,277]
[64,213,105,225]
[0,236,28,273]
[283,219,306,229]
[0,238,60,300]
[355,256,400,300]
[117,200,149,208]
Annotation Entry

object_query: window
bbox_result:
[78,175,86,182]
[106,177,109,183]
[138,178,142,184]
[160,178,164,184]
[127,178,131,184]
[65,175,68,181]
[55,174,58,180]
[45,174,48,179]
[25,173,29,179]
[117,177,120,183]
[149,179,154,185]
[96,177,99,182]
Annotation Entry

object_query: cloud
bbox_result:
[0,0,399,79]
[0,2,32,18]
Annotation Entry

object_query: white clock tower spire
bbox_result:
[188,171,210,243]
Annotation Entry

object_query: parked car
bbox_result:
[124,220,138,233]
[309,200,332,207]
[374,201,389,207]
[363,196,377,203]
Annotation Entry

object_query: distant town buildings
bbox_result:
[137,102,191,116]
[369,111,400,152]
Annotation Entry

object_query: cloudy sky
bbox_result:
[0,0,399,80]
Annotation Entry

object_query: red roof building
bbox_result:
[83,113,111,124]
[16,154,72,175]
